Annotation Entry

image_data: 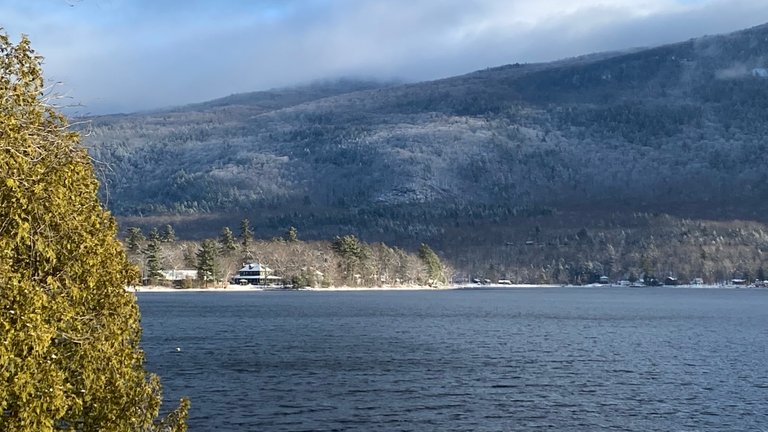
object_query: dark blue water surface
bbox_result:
[137,287,768,431]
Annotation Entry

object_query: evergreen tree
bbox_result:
[286,226,298,242]
[418,243,447,285]
[148,226,161,242]
[160,224,176,242]
[0,33,187,430]
[239,218,253,250]
[219,226,236,252]
[126,226,145,253]
[196,239,218,286]
[332,235,369,285]
[144,235,163,282]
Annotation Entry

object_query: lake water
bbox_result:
[137,287,768,431]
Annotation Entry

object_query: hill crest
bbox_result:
[82,22,768,255]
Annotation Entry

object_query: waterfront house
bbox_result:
[232,263,278,285]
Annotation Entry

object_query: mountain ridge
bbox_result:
[81,23,768,279]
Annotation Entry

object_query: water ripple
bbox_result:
[139,288,768,431]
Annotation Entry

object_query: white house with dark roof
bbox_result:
[231,263,280,285]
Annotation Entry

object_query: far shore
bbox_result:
[126,283,558,293]
[127,284,448,293]
[125,283,753,293]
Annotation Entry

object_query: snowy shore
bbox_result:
[126,283,752,293]
[127,284,443,293]
[127,283,563,293]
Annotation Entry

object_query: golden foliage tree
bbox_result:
[0,33,187,431]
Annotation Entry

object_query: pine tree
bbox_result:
[160,224,176,242]
[332,235,369,285]
[239,218,253,250]
[126,226,145,253]
[418,243,447,285]
[144,235,163,282]
[286,226,299,242]
[0,33,187,430]
[148,226,160,242]
[196,239,218,286]
[219,226,236,252]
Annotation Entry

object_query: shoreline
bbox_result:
[126,283,568,293]
[127,284,450,293]
[126,283,757,293]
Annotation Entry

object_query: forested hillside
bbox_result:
[81,23,768,281]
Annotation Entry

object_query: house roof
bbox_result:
[237,263,272,273]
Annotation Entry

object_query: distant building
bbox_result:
[664,276,679,286]
[147,269,197,288]
[231,263,280,285]
[160,269,197,280]
[644,277,662,286]
[598,276,610,284]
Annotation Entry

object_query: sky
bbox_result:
[3,0,768,114]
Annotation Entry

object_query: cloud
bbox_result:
[2,0,768,114]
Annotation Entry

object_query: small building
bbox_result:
[646,278,661,286]
[598,276,610,285]
[690,278,704,286]
[152,269,197,287]
[664,276,679,286]
[232,263,275,285]
[160,269,198,281]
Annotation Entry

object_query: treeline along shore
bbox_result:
[123,220,449,289]
[123,211,768,289]
[437,210,768,286]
